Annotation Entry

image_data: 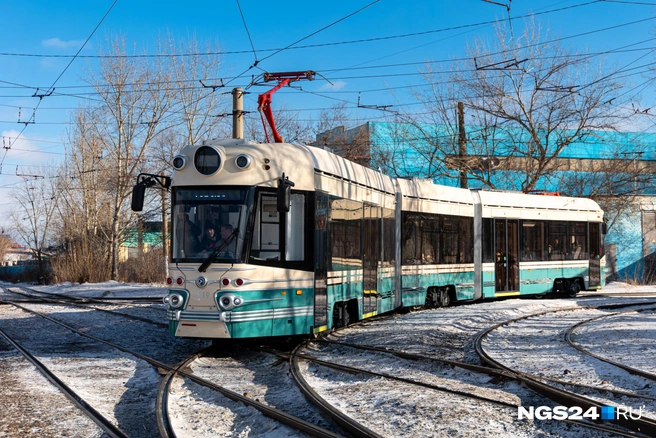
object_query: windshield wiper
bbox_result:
[198,229,239,273]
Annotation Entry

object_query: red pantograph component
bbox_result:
[257,71,315,143]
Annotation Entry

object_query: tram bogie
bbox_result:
[133,138,606,339]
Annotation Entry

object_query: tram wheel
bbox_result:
[567,282,581,298]
[440,290,451,307]
[332,302,349,329]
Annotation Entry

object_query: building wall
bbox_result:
[605,206,643,280]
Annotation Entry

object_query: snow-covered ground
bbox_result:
[0,280,654,437]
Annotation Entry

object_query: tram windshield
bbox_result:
[171,187,252,263]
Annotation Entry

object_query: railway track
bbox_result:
[2,286,167,328]
[3,281,655,436]
[565,308,656,382]
[580,291,656,298]
[0,294,344,437]
[0,284,161,304]
[0,326,127,437]
[474,301,656,437]
[289,339,646,437]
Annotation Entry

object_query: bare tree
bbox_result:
[52,34,232,281]
[311,103,372,165]
[10,170,59,279]
[83,35,176,280]
[396,19,629,192]
[52,109,113,283]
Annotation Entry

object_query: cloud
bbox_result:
[42,37,87,49]
[320,81,347,91]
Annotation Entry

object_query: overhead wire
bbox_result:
[236,0,259,66]
[2,1,656,170]
[0,0,603,61]
[0,0,118,174]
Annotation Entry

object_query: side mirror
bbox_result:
[602,223,607,235]
[131,184,146,212]
[130,173,171,212]
[277,173,295,213]
[277,184,291,213]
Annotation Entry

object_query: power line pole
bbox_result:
[161,176,169,277]
[232,87,244,140]
[458,101,468,188]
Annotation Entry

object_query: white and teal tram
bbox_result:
[136,138,605,339]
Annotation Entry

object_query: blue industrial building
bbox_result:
[317,121,656,282]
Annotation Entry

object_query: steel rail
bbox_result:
[318,339,656,401]
[565,307,656,382]
[308,341,649,437]
[155,347,213,438]
[8,285,162,304]
[4,287,167,328]
[474,304,656,437]
[290,341,384,438]
[3,300,342,438]
[0,327,128,438]
[271,344,518,408]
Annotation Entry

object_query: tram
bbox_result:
[132,138,605,339]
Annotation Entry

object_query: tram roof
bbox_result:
[184,139,602,216]
[477,189,602,213]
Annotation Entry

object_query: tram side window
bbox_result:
[329,198,362,271]
[442,216,459,264]
[548,221,567,260]
[459,217,473,263]
[569,222,587,260]
[589,223,602,259]
[363,205,380,269]
[402,212,419,264]
[422,215,440,264]
[285,193,305,261]
[402,212,439,264]
[382,208,395,266]
[482,218,494,263]
[250,194,280,261]
[521,221,545,261]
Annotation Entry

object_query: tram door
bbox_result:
[314,192,329,328]
[362,205,380,315]
[495,219,519,292]
[588,223,601,287]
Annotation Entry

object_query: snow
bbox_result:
[0,280,654,437]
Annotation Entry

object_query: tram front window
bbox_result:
[171,188,251,263]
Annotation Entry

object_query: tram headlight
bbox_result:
[235,154,251,170]
[168,293,184,309]
[172,155,186,170]
[219,294,236,310]
[194,146,222,175]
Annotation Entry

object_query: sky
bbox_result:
[2,0,656,228]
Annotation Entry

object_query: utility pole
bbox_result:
[232,87,244,140]
[458,101,468,188]
[161,174,169,276]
